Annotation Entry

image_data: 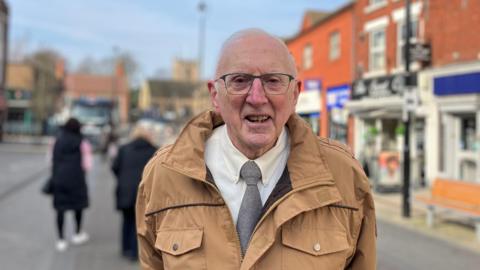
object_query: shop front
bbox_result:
[296,79,321,135]
[327,84,350,144]
[347,73,425,191]
[422,63,480,184]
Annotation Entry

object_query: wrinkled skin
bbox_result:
[208,30,301,159]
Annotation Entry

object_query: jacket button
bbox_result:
[313,243,321,252]
[172,243,179,251]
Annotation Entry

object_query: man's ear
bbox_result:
[292,80,301,106]
[207,80,220,112]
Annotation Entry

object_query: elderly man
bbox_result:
[136,29,376,269]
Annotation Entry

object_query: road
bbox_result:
[377,219,480,269]
[1,142,479,269]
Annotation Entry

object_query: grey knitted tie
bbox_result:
[237,160,262,255]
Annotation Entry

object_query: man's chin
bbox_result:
[244,135,275,152]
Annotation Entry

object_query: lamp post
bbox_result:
[402,0,412,218]
[197,1,207,80]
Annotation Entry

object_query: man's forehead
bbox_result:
[216,30,295,75]
[222,31,284,54]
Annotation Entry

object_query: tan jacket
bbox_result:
[136,111,376,270]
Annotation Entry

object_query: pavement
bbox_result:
[0,149,138,270]
[373,189,480,254]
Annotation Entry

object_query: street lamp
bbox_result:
[197,1,207,80]
[402,0,412,218]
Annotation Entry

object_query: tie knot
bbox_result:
[240,161,262,185]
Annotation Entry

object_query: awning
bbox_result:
[345,97,403,118]
[345,96,403,112]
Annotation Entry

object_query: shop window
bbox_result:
[438,117,445,171]
[329,108,347,143]
[369,29,386,72]
[460,115,476,151]
[381,119,399,151]
[303,44,313,70]
[460,160,476,182]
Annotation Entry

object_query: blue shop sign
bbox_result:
[304,79,322,92]
[434,72,480,96]
[327,85,350,111]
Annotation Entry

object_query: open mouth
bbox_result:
[245,115,271,123]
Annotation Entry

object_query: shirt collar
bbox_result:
[221,125,289,185]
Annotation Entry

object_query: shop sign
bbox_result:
[327,85,350,111]
[434,71,480,96]
[304,79,322,92]
[404,43,431,63]
[352,73,416,100]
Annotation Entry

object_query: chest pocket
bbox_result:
[281,227,350,269]
[155,228,206,270]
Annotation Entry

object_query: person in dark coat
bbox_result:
[51,117,92,252]
[111,125,157,261]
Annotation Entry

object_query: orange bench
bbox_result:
[416,178,480,241]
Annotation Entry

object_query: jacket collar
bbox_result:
[161,110,335,188]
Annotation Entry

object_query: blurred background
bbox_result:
[0,0,479,269]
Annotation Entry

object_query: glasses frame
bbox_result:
[215,72,296,95]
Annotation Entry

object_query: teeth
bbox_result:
[247,115,269,122]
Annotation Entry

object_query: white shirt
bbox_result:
[205,125,290,225]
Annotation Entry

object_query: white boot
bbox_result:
[71,231,89,245]
[56,240,68,252]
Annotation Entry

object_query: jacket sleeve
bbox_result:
[346,191,377,270]
[136,181,164,270]
[80,139,93,172]
[111,147,122,177]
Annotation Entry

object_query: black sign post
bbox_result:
[402,0,412,218]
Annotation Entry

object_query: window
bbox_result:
[365,0,388,13]
[369,29,386,72]
[460,115,476,151]
[303,44,313,70]
[397,20,418,67]
[329,31,341,61]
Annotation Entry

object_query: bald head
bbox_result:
[214,28,297,78]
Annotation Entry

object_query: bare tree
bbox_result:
[26,49,63,134]
[74,49,140,87]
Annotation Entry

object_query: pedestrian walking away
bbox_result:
[49,117,92,252]
[112,125,157,261]
[136,28,376,269]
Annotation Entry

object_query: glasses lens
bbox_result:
[225,74,253,94]
[261,74,290,94]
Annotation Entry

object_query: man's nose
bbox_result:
[246,78,268,104]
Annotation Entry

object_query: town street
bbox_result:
[0,143,479,269]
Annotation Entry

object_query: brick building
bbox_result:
[64,62,129,123]
[286,2,355,144]
[420,0,480,184]
[346,0,425,189]
[344,0,480,187]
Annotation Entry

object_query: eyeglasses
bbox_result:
[215,73,295,95]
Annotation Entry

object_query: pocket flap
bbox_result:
[155,228,203,256]
[282,228,349,256]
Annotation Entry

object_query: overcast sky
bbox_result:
[9,0,349,82]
